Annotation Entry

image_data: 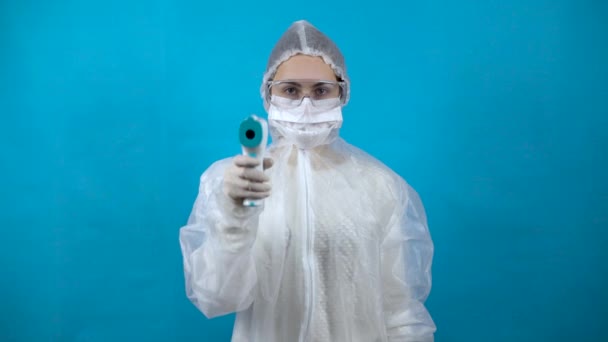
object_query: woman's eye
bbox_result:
[283,87,298,95]
[315,87,329,96]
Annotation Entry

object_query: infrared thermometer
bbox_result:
[239,115,268,207]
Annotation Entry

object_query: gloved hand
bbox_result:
[223,155,273,206]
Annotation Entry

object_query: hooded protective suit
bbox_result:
[179,20,436,342]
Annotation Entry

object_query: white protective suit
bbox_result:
[179,20,436,342]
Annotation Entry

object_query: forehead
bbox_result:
[273,54,337,81]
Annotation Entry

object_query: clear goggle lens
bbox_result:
[268,80,345,110]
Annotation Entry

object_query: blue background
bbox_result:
[1,0,607,341]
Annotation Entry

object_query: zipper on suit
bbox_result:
[298,149,315,342]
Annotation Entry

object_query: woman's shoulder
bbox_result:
[334,139,406,187]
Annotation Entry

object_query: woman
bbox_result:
[180,20,436,342]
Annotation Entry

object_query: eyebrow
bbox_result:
[278,81,302,86]
[278,81,332,87]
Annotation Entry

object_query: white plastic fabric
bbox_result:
[179,138,436,341]
[268,96,343,123]
[267,97,344,150]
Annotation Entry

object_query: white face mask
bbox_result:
[268,97,343,150]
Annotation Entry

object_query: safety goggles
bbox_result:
[267,79,346,110]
